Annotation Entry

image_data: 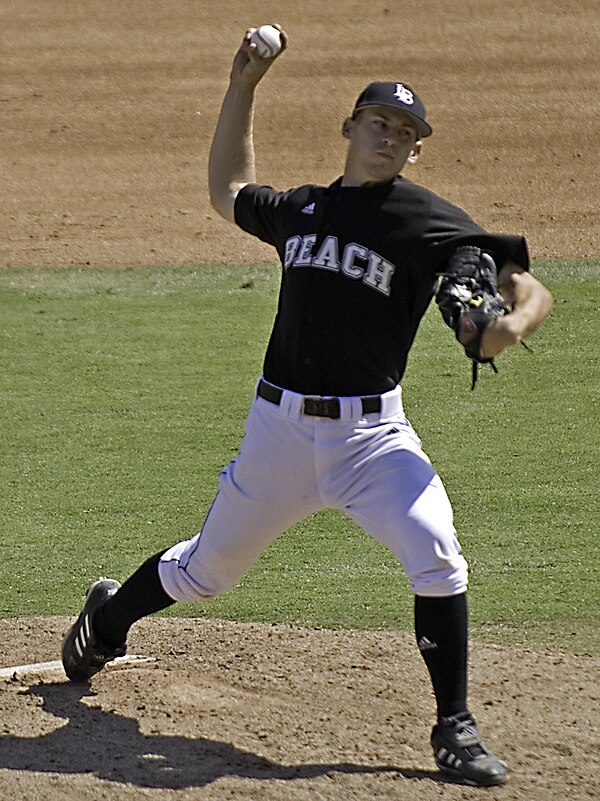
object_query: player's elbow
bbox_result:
[209,188,236,224]
[515,272,554,324]
[539,283,554,316]
[208,182,246,224]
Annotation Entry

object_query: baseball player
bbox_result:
[62,26,552,787]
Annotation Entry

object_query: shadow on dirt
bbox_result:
[0,683,442,789]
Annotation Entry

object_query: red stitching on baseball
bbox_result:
[255,29,276,56]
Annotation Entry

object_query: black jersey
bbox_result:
[235,176,529,396]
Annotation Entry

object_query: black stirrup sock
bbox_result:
[92,550,175,647]
[414,592,469,719]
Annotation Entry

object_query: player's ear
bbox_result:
[342,117,354,140]
[407,140,423,164]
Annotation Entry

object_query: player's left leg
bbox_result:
[338,422,470,714]
[337,419,508,786]
[328,417,467,596]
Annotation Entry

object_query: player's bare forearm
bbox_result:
[208,81,257,222]
[481,269,553,358]
[208,26,288,223]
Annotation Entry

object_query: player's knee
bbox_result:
[158,558,236,603]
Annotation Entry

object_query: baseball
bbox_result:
[249,25,282,59]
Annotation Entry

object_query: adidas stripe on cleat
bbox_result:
[61,578,126,682]
[431,712,509,787]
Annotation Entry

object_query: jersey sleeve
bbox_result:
[421,192,530,273]
[234,183,293,247]
[432,232,530,274]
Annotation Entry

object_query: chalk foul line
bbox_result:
[0,654,155,681]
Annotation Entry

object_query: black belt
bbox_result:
[257,379,381,419]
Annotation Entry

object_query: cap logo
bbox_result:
[394,84,414,105]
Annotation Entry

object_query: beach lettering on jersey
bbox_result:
[283,234,395,297]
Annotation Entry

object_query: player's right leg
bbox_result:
[156,390,325,602]
[62,392,323,681]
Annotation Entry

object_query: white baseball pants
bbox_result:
[158,378,468,602]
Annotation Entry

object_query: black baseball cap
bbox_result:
[352,82,432,138]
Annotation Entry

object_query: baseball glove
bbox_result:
[435,245,508,388]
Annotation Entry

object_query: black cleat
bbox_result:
[62,578,126,682]
[431,712,509,787]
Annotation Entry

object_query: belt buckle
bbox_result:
[303,396,340,419]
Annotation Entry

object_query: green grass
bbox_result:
[0,261,598,654]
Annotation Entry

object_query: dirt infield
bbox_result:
[1,1,599,799]
[1,617,599,801]
[2,0,600,269]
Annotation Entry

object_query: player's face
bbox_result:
[342,106,421,185]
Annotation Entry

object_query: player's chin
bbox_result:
[367,161,400,183]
